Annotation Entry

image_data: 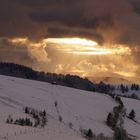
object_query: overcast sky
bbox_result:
[0,0,140,80]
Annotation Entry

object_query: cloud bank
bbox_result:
[0,0,140,79]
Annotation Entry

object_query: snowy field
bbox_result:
[0,75,139,140]
[121,97,140,139]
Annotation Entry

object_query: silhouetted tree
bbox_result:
[25,107,29,114]
[131,93,138,99]
[114,127,129,140]
[54,101,58,107]
[106,113,114,127]
[86,129,94,140]
[129,109,135,120]
[59,116,63,122]
[6,115,13,124]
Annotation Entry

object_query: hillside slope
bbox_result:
[0,75,139,139]
[0,75,116,139]
[121,98,140,139]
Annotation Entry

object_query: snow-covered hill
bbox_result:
[0,75,139,140]
[122,98,140,139]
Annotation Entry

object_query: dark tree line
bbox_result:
[24,106,47,128]
[131,84,139,91]
[120,84,129,93]
[80,128,95,140]
[0,62,37,79]
[6,107,47,128]
[14,118,33,126]
[117,84,139,94]
[0,62,115,94]
[107,96,125,129]
[106,96,134,140]
[1,62,139,98]
[96,81,115,94]
[6,115,33,127]
[106,105,124,129]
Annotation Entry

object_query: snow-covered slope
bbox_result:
[121,98,140,139]
[0,118,85,140]
[0,75,116,139]
[0,75,139,140]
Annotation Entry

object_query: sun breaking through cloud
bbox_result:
[8,37,132,56]
[43,38,132,56]
[2,37,137,81]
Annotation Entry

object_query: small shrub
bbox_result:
[131,93,138,99]
[68,122,73,128]
[6,115,13,124]
[106,113,113,126]
[59,116,63,122]
[86,129,94,140]
[14,118,33,126]
[114,127,131,140]
[128,109,135,120]
[25,107,29,114]
[54,101,58,107]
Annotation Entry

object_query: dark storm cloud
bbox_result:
[0,0,140,78]
[0,0,114,41]
[0,0,139,44]
[30,11,114,29]
[16,0,78,7]
[30,10,82,25]
[129,0,140,15]
[47,26,103,43]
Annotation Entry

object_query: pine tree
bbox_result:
[129,109,135,120]
[59,116,63,122]
[136,85,139,91]
[86,129,94,140]
[54,101,58,107]
[131,84,134,90]
[42,110,46,117]
[106,113,113,126]
[25,107,29,114]
[114,127,128,140]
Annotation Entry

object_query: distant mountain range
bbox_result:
[88,76,130,84]
[87,71,140,85]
